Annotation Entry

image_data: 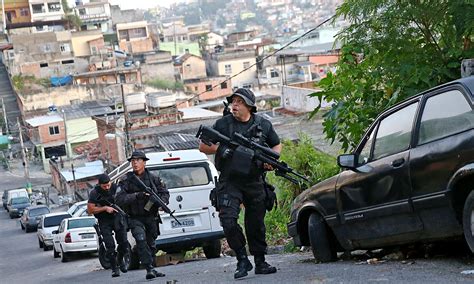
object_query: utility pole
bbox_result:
[61,110,70,158]
[17,117,29,182]
[71,163,77,201]
[1,0,6,34]
[120,83,131,157]
[2,98,9,134]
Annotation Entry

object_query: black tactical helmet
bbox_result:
[127,150,149,162]
[226,88,257,113]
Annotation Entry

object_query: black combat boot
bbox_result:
[146,265,166,280]
[254,254,277,275]
[234,247,253,279]
[117,251,128,273]
[110,255,120,278]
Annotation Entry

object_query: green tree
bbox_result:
[311,0,474,151]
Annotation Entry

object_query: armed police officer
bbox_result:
[116,151,169,280]
[199,88,281,279]
[87,174,129,278]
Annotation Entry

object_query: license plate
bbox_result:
[171,218,195,228]
[81,233,95,239]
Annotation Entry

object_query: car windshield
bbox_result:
[44,214,70,227]
[68,218,95,229]
[12,197,29,205]
[30,207,50,217]
[67,203,86,215]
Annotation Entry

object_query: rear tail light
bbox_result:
[65,232,71,243]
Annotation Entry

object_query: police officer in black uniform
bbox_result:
[88,174,129,278]
[116,151,169,280]
[199,88,281,279]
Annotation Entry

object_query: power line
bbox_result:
[185,15,336,103]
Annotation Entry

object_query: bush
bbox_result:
[146,78,183,91]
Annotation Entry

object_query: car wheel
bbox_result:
[53,246,60,258]
[128,245,140,270]
[308,212,337,262]
[98,244,111,270]
[25,226,31,233]
[203,239,222,259]
[463,191,474,252]
[44,244,50,251]
[38,238,44,249]
[20,222,25,230]
[61,248,69,263]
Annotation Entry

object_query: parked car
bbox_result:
[66,200,87,216]
[6,188,28,211]
[72,206,90,218]
[288,76,474,262]
[109,149,224,269]
[37,212,71,251]
[2,189,14,210]
[52,216,98,262]
[7,196,31,218]
[20,205,50,232]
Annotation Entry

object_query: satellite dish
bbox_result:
[116,117,125,129]
[258,100,266,108]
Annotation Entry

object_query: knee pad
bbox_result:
[135,233,146,242]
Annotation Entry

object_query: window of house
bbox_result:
[78,8,86,15]
[60,43,70,53]
[61,60,74,64]
[119,74,126,83]
[270,69,279,78]
[47,3,61,12]
[221,82,228,89]
[205,85,212,91]
[129,28,146,39]
[224,64,232,74]
[40,63,48,68]
[185,64,191,72]
[32,4,45,14]
[194,86,198,91]
[243,61,250,69]
[91,46,98,55]
[118,30,128,39]
[49,126,60,135]
[372,102,418,160]
[418,90,473,145]
[20,8,29,17]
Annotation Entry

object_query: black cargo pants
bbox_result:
[98,215,128,259]
[128,216,159,267]
[218,180,267,255]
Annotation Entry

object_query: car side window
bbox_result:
[373,102,418,160]
[418,90,473,145]
[58,221,65,233]
[38,218,43,229]
[358,128,375,164]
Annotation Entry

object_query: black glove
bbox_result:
[217,144,234,159]
[136,192,147,200]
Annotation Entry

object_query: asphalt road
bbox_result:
[1,195,474,284]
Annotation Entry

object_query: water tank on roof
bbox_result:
[146,93,161,108]
[125,92,146,112]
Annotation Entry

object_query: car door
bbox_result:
[410,87,474,236]
[54,220,65,250]
[335,100,423,247]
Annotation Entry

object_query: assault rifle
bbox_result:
[131,174,182,225]
[97,195,128,218]
[196,125,309,185]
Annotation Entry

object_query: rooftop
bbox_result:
[25,114,63,127]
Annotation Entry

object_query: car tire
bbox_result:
[462,191,474,252]
[44,244,50,251]
[25,226,31,233]
[53,247,60,258]
[39,238,44,249]
[20,222,25,230]
[308,212,337,262]
[98,244,111,270]
[61,248,69,263]
[203,239,222,259]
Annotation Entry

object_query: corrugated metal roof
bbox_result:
[180,107,222,120]
[25,114,63,127]
[157,133,199,151]
[60,160,104,182]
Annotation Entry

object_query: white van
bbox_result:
[110,149,224,268]
[6,188,29,211]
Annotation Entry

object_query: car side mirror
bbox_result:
[52,230,58,234]
[337,154,357,169]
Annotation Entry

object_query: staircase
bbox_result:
[0,61,21,135]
